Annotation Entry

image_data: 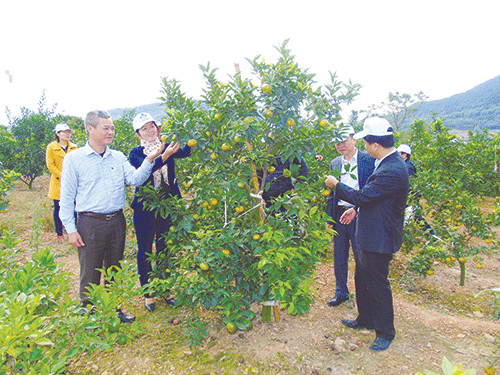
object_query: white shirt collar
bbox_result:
[374,149,397,169]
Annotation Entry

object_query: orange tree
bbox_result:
[401,118,498,285]
[139,41,360,330]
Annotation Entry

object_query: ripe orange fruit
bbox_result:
[268,166,276,173]
[221,249,230,255]
[211,154,218,160]
[485,239,492,244]
[455,204,463,209]
[200,263,209,271]
[221,143,231,151]
[236,206,244,213]
[322,189,331,197]
[458,257,467,263]
[193,214,200,220]
[263,109,273,118]
[426,270,435,275]
[187,139,197,147]
[240,157,247,163]
[209,198,218,206]
[286,118,295,127]
[319,119,328,127]
[182,182,189,188]
[226,322,237,334]
[253,234,261,241]
[262,84,272,94]
[206,131,211,137]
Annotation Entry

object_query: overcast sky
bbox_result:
[1,0,499,126]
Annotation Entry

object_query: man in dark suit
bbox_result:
[397,144,416,177]
[325,117,409,351]
[326,126,375,307]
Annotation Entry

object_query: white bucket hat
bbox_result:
[354,117,393,140]
[397,144,412,155]
[132,112,156,132]
[54,123,74,133]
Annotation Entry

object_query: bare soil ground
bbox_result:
[2,176,499,375]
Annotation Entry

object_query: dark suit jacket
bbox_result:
[326,150,375,219]
[335,151,409,255]
[405,158,417,178]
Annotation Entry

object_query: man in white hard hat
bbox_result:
[325,117,409,352]
[326,125,375,307]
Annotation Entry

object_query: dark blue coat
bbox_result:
[335,151,409,255]
[326,150,375,219]
[259,154,309,201]
[128,144,191,210]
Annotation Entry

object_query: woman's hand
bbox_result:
[161,141,180,161]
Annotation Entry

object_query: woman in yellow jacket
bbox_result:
[46,123,78,243]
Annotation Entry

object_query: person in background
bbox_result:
[397,144,416,177]
[260,154,309,210]
[397,143,436,236]
[59,110,174,323]
[326,126,375,307]
[129,112,192,312]
[45,123,78,243]
[325,117,409,352]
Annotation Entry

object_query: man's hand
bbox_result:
[325,175,338,189]
[340,207,357,225]
[68,232,85,248]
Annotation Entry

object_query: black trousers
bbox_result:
[76,212,126,305]
[355,249,395,341]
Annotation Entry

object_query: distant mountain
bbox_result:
[108,103,165,122]
[414,75,500,130]
[108,75,500,131]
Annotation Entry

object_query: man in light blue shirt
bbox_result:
[60,110,175,322]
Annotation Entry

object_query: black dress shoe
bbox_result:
[327,296,348,307]
[341,319,374,330]
[117,309,136,323]
[369,337,393,351]
[144,302,155,312]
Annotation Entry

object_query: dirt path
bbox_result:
[2,177,499,374]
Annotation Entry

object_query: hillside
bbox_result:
[108,102,165,122]
[107,75,500,131]
[414,75,500,130]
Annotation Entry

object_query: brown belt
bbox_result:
[79,210,122,220]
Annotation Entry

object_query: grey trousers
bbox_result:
[76,212,126,305]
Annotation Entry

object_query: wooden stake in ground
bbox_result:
[234,62,265,223]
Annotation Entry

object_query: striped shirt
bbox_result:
[59,142,154,233]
